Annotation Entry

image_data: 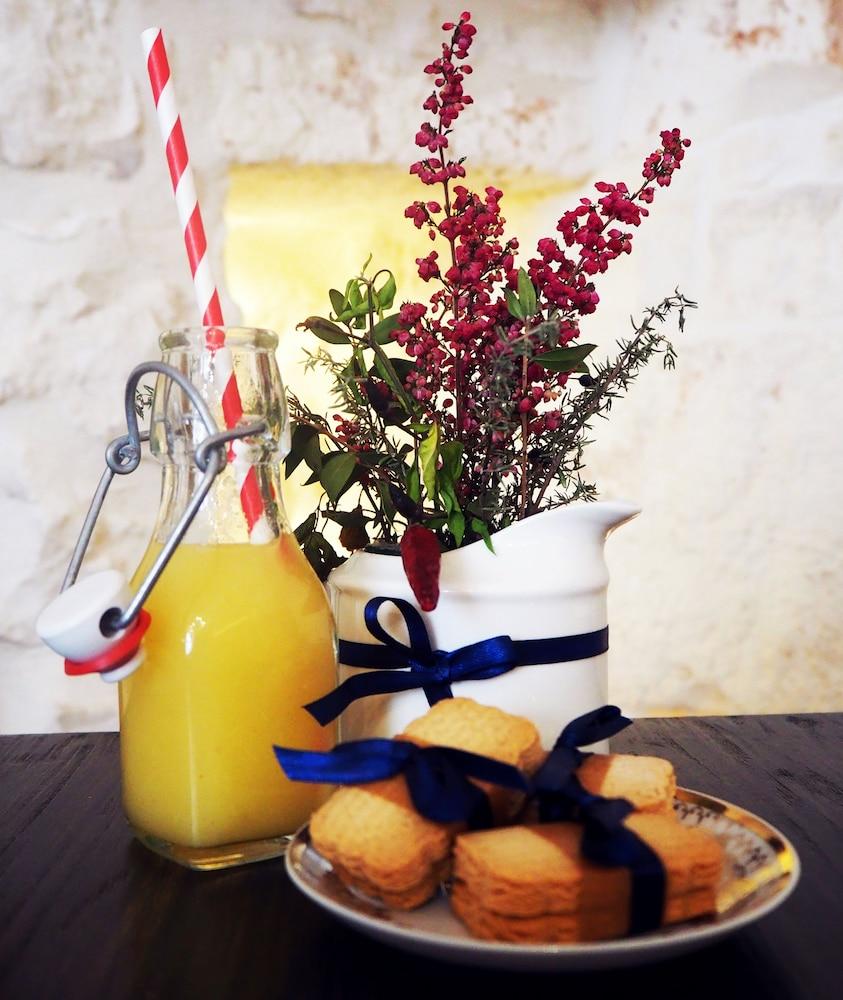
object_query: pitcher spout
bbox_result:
[481,499,640,564]
[565,499,641,537]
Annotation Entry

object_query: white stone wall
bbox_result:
[2,0,842,732]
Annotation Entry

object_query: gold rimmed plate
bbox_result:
[285,788,799,971]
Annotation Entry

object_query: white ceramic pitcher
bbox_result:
[327,500,640,751]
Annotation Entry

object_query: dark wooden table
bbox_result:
[2,715,841,1000]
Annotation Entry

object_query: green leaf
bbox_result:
[285,423,317,477]
[448,510,465,546]
[346,280,362,309]
[374,273,396,310]
[439,441,463,483]
[533,343,598,373]
[389,357,414,381]
[369,354,412,422]
[353,345,368,384]
[505,288,525,320]
[376,479,397,520]
[369,369,408,425]
[407,463,421,503]
[323,508,369,529]
[341,358,366,405]
[371,313,401,346]
[350,299,372,319]
[302,433,323,473]
[329,289,346,317]
[294,512,317,545]
[302,530,345,581]
[517,268,537,318]
[320,452,358,503]
[470,517,495,553]
[299,316,350,345]
[418,424,439,501]
[437,442,463,520]
[354,449,388,469]
[441,481,460,513]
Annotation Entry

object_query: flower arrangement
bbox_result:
[289,11,695,609]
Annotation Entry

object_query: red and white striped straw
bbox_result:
[142,28,270,542]
[142,28,223,328]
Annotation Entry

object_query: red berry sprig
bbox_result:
[393,13,691,513]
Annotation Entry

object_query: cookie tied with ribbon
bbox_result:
[451,812,724,943]
[451,706,724,942]
[277,697,544,909]
[531,705,668,934]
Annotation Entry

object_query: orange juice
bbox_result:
[119,532,336,855]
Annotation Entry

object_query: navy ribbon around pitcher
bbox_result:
[304,596,609,726]
[274,738,528,830]
[532,705,667,935]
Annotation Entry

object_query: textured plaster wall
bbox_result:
[1,0,842,733]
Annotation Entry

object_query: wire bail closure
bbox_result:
[61,361,266,636]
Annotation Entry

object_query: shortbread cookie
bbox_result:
[451,814,723,942]
[311,777,455,909]
[576,753,676,815]
[310,698,543,909]
[401,697,545,822]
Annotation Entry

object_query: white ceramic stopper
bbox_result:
[36,569,131,662]
[99,649,146,683]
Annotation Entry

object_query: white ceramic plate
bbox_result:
[285,788,800,971]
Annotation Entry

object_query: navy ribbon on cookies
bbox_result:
[274,738,528,830]
[304,596,609,725]
[532,705,667,935]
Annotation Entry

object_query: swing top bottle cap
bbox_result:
[36,569,130,662]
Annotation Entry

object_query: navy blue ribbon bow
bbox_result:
[274,738,528,830]
[305,597,609,725]
[532,705,667,935]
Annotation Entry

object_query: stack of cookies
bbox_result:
[304,697,724,942]
[309,698,544,909]
[451,815,723,943]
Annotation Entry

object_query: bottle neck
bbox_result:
[148,327,291,547]
[153,458,289,546]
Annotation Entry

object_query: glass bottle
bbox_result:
[118,327,336,870]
